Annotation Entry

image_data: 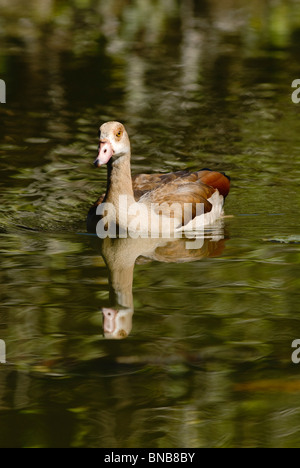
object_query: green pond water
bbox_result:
[0,0,299,448]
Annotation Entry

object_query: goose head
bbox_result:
[94,121,130,168]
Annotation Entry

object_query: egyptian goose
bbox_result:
[87,121,230,235]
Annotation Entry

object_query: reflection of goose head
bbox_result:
[100,231,227,340]
[102,307,133,339]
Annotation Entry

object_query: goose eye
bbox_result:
[116,131,121,138]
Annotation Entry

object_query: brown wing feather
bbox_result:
[139,179,216,226]
[196,170,231,198]
[132,169,230,198]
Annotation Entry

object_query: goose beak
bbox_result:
[94,140,114,167]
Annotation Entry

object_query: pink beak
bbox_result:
[94,140,114,167]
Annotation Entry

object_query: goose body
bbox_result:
[87,122,230,235]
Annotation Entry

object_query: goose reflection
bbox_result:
[99,222,227,339]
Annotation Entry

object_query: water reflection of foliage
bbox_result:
[0,0,300,232]
[1,0,300,60]
[0,231,299,446]
[1,0,300,123]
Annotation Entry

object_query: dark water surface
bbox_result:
[0,0,299,448]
